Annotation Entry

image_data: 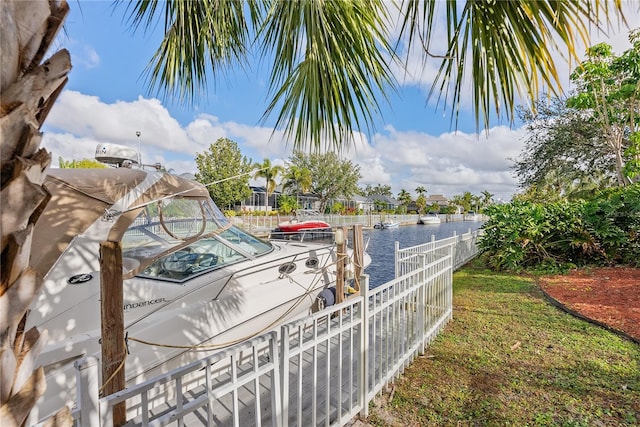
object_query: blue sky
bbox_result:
[42,1,638,202]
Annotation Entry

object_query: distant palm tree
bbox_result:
[282,165,312,207]
[415,186,427,197]
[450,194,469,213]
[461,192,473,212]
[481,190,494,207]
[397,189,412,207]
[253,159,285,211]
[471,195,482,212]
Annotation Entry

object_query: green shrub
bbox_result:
[223,210,236,217]
[479,184,640,271]
[582,184,640,266]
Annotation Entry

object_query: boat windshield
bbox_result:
[121,196,272,282]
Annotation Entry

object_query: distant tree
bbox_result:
[461,192,474,212]
[373,199,387,213]
[194,138,253,209]
[471,195,482,212]
[415,194,427,214]
[567,31,640,185]
[282,165,312,204]
[59,157,107,169]
[277,194,299,214]
[253,158,284,211]
[450,194,473,212]
[362,183,392,197]
[415,186,427,197]
[290,151,361,213]
[331,201,345,214]
[397,189,412,207]
[428,202,441,213]
[514,96,617,194]
[440,204,457,215]
[481,190,494,208]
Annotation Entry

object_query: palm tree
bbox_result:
[471,195,482,212]
[397,189,412,208]
[461,191,474,212]
[253,159,285,212]
[481,190,494,208]
[282,165,312,207]
[415,186,427,197]
[0,1,73,425]
[127,0,625,151]
[1,0,626,423]
[449,196,461,214]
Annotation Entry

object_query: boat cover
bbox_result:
[31,168,210,280]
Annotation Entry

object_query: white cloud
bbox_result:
[356,125,525,201]
[42,90,525,202]
[42,92,294,174]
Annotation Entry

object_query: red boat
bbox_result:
[276,210,330,232]
[277,219,331,232]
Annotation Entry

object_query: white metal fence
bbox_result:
[72,230,481,426]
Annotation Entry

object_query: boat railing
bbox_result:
[72,229,481,427]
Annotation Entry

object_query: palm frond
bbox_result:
[127,0,262,104]
[258,0,397,152]
[399,0,626,131]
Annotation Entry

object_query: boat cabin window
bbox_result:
[121,197,272,282]
[137,237,246,281]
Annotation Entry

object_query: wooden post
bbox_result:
[100,241,126,425]
[351,224,364,293]
[335,226,347,304]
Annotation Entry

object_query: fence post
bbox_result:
[280,326,290,427]
[418,254,426,354]
[448,241,455,320]
[359,274,370,418]
[268,333,282,427]
[394,241,400,278]
[75,356,100,427]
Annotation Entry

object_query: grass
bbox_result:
[366,258,640,426]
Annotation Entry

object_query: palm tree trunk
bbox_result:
[1,1,73,425]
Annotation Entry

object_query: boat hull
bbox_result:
[30,240,365,422]
[418,216,441,225]
[276,220,331,232]
[25,169,371,423]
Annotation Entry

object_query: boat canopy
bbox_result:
[31,168,211,280]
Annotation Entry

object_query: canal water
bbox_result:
[363,221,484,287]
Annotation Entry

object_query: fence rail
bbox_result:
[72,230,481,426]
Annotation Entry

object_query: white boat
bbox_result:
[464,211,480,221]
[374,220,400,229]
[26,168,369,423]
[418,212,441,224]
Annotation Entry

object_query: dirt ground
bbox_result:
[539,266,640,341]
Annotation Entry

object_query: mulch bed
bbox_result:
[539,267,640,343]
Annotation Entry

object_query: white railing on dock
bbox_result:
[73,230,481,426]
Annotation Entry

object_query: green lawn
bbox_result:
[367,259,640,426]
